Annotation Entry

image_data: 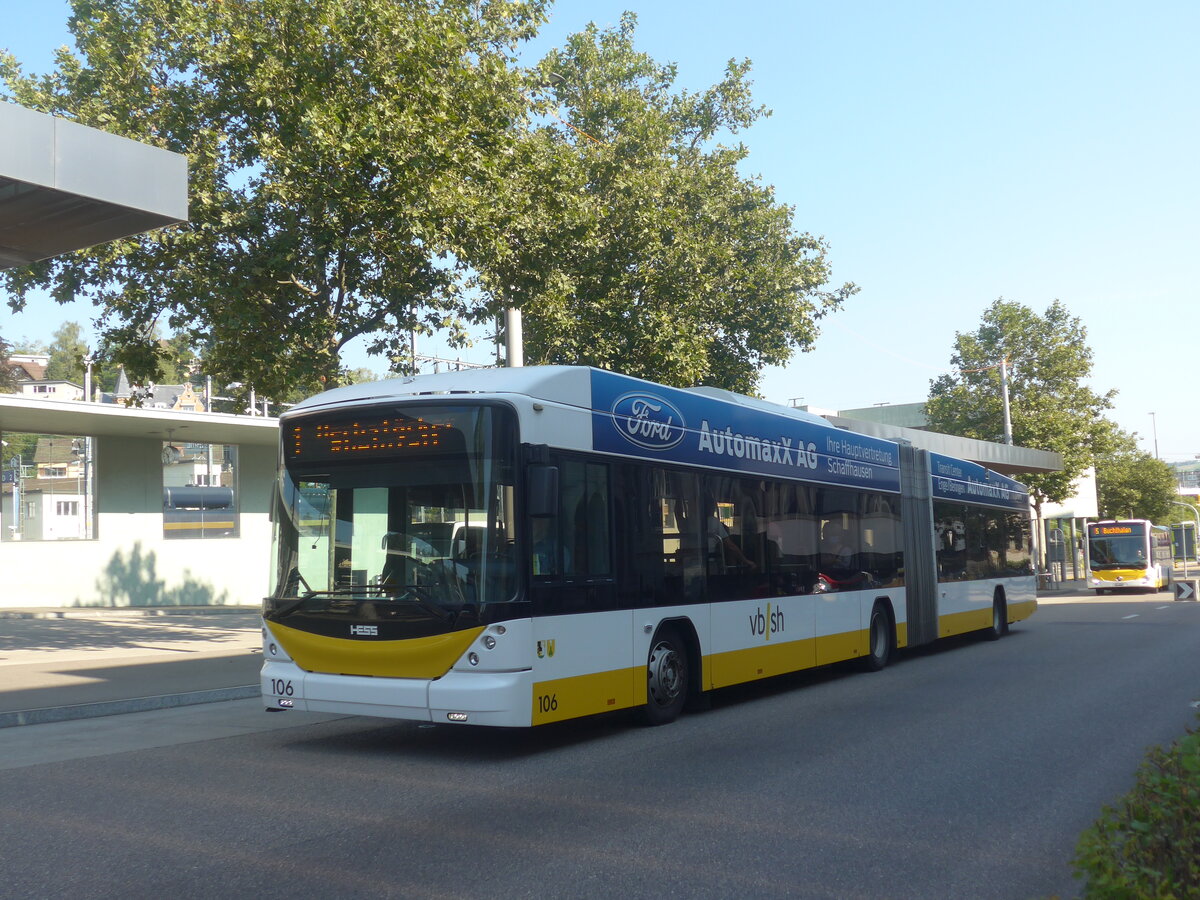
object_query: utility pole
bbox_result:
[1149,412,1159,459]
[999,357,1013,445]
[504,308,524,368]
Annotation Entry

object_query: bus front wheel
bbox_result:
[639,628,689,726]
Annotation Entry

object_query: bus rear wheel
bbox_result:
[639,627,689,726]
[862,603,892,671]
[985,594,1008,641]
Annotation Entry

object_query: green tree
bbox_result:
[925,298,1115,511]
[4,5,853,402]
[45,321,89,383]
[463,14,854,393]
[1096,441,1183,522]
[0,334,18,392]
[1,0,548,401]
[156,332,199,384]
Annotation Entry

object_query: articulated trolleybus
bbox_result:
[262,367,1036,727]
[1086,519,1174,594]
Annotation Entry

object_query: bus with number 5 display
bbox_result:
[261,366,1036,727]
[1086,519,1173,594]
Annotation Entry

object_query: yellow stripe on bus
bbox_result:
[1009,599,1037,622]
[528,617,934,724]
[939,607,992,637]
[532,667,639,725]
[271,621,485,679]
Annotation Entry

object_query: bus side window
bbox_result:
[534,458,612,579]
[563,460,611,577]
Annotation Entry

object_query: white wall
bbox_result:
[0,434,275,608]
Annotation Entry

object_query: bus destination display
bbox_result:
[1089,524,1140,537]
[288,414,453,463]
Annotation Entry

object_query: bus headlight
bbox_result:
[482,635,496,650]
[468,652,480,666]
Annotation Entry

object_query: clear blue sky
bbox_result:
[3,1,1198,461]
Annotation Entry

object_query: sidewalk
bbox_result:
[0,606,263,728]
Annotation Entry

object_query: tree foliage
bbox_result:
[0,334,18,392]
[1095,440,1184,523]
[463,14,855,392]
[2,4,853,400]
[925,298,1115,508]
[45,321,89,383]
[1,0,548,401]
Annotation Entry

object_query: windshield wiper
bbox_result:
[269,587,393,619]
[270,585,455,622]
[374,584,455,621]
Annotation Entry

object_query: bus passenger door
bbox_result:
[528,457,628,720]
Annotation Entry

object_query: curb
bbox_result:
[0,607,261,620]
[0,685,261,729]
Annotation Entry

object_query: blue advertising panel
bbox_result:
[589,370,901,492]
[929,452,1029,511]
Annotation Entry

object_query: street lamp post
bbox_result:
[1149,412,1159,459]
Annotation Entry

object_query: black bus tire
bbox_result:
[862,602,892,672]
[638,627,689,726]
[985,594,1008,641]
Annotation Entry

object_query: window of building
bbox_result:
[164,441,238,540]
[162,442,239,539]
[1,432,96,541]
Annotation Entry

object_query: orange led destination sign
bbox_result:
[288,415,451,462]
[1089,525,1137,536]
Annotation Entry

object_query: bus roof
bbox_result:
[284,366,1028,505]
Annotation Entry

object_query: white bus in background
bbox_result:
[261,367,1036,728]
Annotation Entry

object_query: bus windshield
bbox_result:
[1088,525,1149,569]
[269,404,518,619]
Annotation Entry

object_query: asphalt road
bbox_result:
[1,593,1198,899]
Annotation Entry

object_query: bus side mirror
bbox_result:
[527,465,559,518]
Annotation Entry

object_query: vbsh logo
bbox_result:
[610,392,686,451]
[749,604,784,641]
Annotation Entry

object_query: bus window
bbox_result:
[704,476,768,601]
[816,488,861,591]
[763,481,818,595]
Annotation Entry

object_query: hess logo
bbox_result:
[611,392,686,450]
[350,624,378,636]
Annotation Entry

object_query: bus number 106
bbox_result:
[537,694,558,713]
[271,679,294,697]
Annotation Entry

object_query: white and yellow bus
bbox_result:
[261,367,1036,727]
[1087,519,1174,594]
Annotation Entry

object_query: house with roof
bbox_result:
[1,434,91,541]
[2,352,85,401]
[104,365,208,412]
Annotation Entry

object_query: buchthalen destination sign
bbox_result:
[589,370,901,493]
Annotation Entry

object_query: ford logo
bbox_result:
[610,392,686,450]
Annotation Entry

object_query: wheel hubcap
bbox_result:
[647,640,683,706]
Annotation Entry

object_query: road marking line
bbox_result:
[1157,606,1170,610]
[1122,614,1139,619]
